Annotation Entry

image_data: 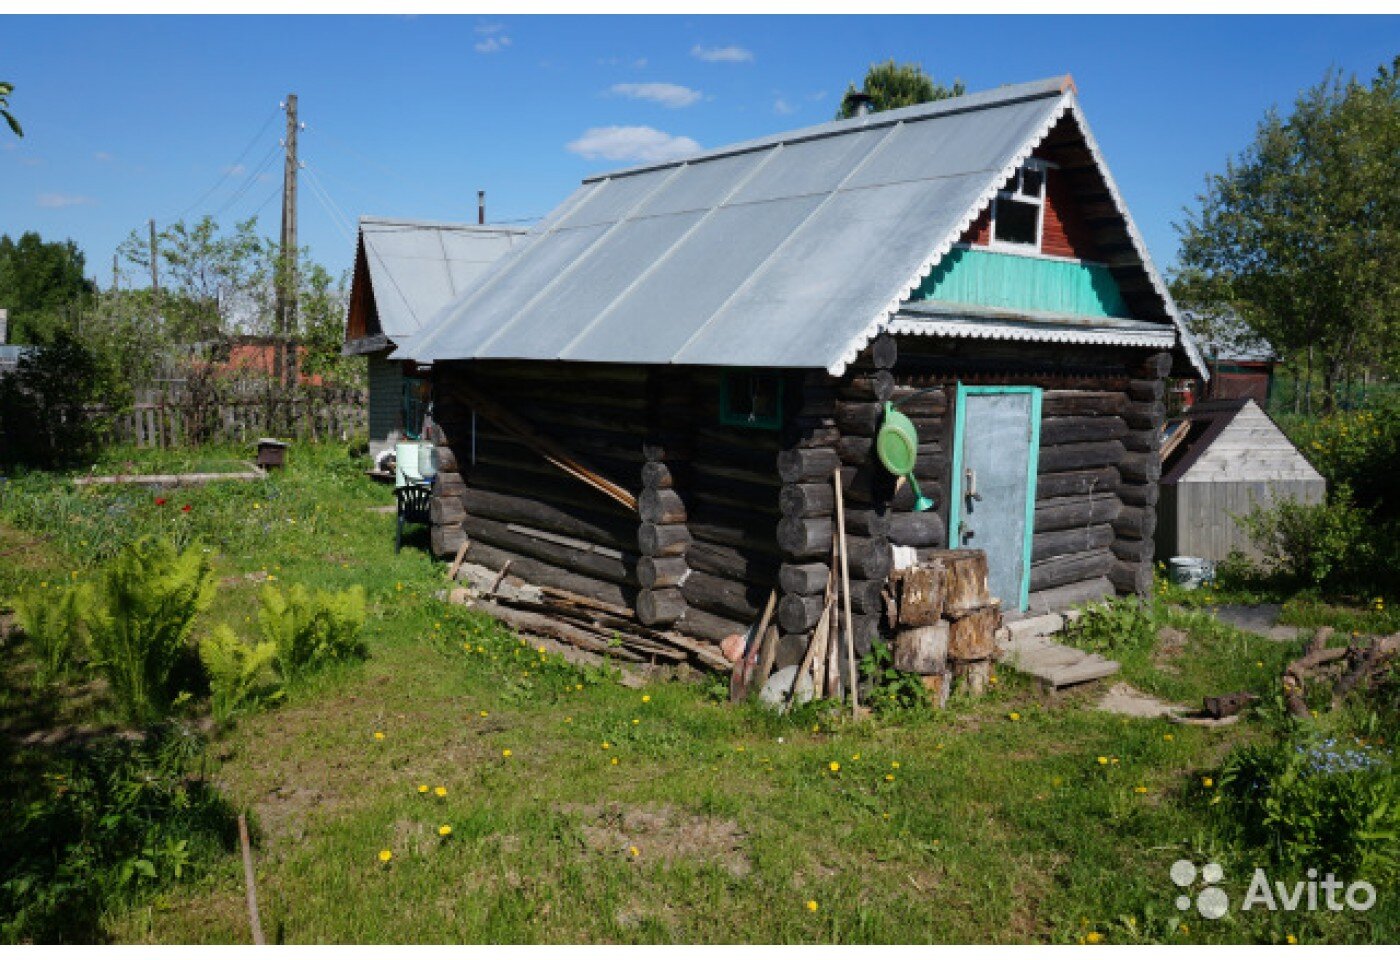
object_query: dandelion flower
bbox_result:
[417,784,429,794]
[1096,756,1108,765]
[479,710,489,718]
[1008,712,1021,721]
[1110,757,1119,765]
[1202,777,1214,788]
[885,774,895,782]
[1163,733,1174,741]
[851,753,860,761]
[575,683,583,691]
[378,849,392,863]
[891,761,901,769]
[502,749,512,758]
[1286,934,1298,944]
[565,717,573,724]
[629,845,639,858]
[805,900,819,912]
[435,786,447,797]
[611,757,619,766]
[632,718,640,725]
[642,694,651,703]
[1134,786,1148,794]
[602,741,611,750]
[438,824,452,837]
[1084,931,1103,944]
[374,731,386,741]
[828,761,840,773]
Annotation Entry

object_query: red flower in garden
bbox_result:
[181,504,192,513]
[155,497,167,506]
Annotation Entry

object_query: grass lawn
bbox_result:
[1,442,1393,944]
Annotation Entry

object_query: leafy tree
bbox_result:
[837,60,965,119]
[117,215,272,343]
[0,328,119,467]
[0,80,20,137]
[0,232,95,342]
[1174,57,1400,411]
[296,259,357,386]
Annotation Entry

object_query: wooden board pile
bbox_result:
[885,549,1003,708]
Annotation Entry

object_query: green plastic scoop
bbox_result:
[876,401,935,512]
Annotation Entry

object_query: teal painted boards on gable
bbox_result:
[914,246,1130,318]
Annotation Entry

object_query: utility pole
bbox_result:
[478,190,485,225]
[148,218,160,325]
[112,252,119,292]
[275,93,299,388]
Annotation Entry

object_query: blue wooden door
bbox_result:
[949,386,1042,611]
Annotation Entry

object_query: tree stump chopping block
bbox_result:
[893,623,949,674]
[894,561,946,627]
[924,549,991,617]
[947,605,1000,662]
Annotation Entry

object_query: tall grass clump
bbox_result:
[258,583,367,685]
[13,584,87,686]
[85,537,215,725]
[197,626,281,725]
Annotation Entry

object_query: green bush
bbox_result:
[13,584,87,686]
[1233,486,1385,592]
[1059,596,1157,657]
[198,626,281,725]
[258,583,367,685]
[84,538,215,726]
[859,639,929,715]
[0,727,235,943]
[1280,397,1400,519]
[1216,731,1399,881]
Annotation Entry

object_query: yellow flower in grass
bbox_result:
[610,757,619,766]
[1084,931,1103,944]
[885,774,895,783]
[417,784,429,794]
[805,900,819,912]
[435,786,447,798]
[1202,777,1214,788]
[851,753,860,761]
[1008,712,1022,721]
[1163,733,1174,742]
[374,731,386,741]
[1134,786,1148,795]
[602,741,611,750]
[629,845,640,858]
[438,824,452,837]
[479,710,489,718]
[502,749,512,758]
[891,761,901,769]
[641,694,651,703]
[828,761,840,773]
[565,717,573,724]
[1096,756,1108,766]
[1286,934,1298,944]
[378,849,392,863]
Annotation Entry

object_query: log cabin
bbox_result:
[393,75,1208,669]
[342,217,528,457]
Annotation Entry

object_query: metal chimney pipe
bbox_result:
[478,190,485,225]
[849,91,874,117]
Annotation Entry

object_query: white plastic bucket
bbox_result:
[395,441,422,487]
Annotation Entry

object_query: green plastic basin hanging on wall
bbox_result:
[876,402,935,512]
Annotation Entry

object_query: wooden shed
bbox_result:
[1159,398,1325,562]
[343,217,528,455]
[393,76,1207,669]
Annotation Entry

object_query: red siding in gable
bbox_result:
[956,164,1100,261]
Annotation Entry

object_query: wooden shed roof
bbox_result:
[1162,399,1324,486]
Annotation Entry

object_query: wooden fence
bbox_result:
[104,387,366,448]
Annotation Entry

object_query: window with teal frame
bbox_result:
[719,369,783,430]
[402,375,430,439]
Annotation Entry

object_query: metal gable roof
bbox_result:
[401,76,1203,376]
[357,217,528,344]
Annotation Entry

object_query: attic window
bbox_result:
[990,159,1047,250]
[720,369,783,430]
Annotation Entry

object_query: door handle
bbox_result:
[959,519,975,543]
[965,468,983,503]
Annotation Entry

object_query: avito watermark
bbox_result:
[1170,859,1377,919]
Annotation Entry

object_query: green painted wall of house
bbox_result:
[914,246,1130,318]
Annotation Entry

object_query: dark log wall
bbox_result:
[430,361,650,611]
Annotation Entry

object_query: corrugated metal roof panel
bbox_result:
[401,76,1202,376]
[357,218,527,342]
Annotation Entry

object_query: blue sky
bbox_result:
[1,15,1395,285]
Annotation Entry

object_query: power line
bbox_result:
[169,104,281,221]
[210,141,281,220]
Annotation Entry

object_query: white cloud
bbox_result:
[567,126,700,164]
[36,192,95,208]
[476,22,506,34]
[224,163,246,175]
[691,43,753,63]
[609,82,702,109]
[773,97,795,116]
[94,151,114,162]
[474,35,512,53]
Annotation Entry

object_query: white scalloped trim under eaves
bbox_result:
[827,93,1075,377]
[885,317,1177,349]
